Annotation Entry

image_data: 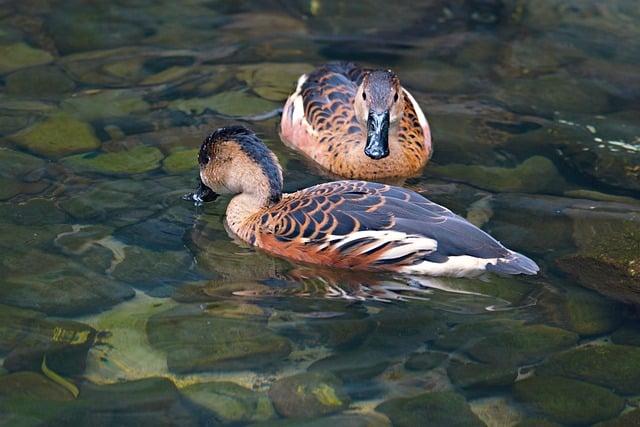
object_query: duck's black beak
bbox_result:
[365,110,390,160]
[182,177,218,207]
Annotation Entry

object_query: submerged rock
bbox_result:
[447,359,517,389]
[61,89,150,121]
[405,351,448,371]
[0,249,134,316]
[436,319,577,367]
[268,372,350,419]
[0,147,46,178]
[68,377,197,426]
[376,391,484,427]
[0,303,95,375]
[162,148,198,174]
[427,156,565,194]
[595,408,640,427]
[5,65,75,97]
[538,344,640,395]
[495,73,610,115]
[62,145,164,176]
[556,214,640,306]
[11,113,100,158]
[0,371,72,425]
[513,376,624,425]
[308,350,389,383]
[0,197,67,225]
[169,90,279,116]
[0,42,53,74]
[538,287,623,337]
[466,323,578,366]
[147,304,291,374]
[236,62,314,101]
[111,245,193,291]
[181,381,275,424]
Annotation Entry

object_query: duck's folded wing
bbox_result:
[257,181,537,275]
[299,64,362,132]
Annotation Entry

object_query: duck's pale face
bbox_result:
[354,71,404,160]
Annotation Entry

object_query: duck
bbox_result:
[280,62,432,180]
[186,126,538,278]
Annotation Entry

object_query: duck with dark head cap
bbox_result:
[186,126,538,278]
[280,62,432,180]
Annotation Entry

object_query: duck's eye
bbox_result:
[393,92,399,102]
[362,92,367,101]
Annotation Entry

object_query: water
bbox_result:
[1,0,639,425]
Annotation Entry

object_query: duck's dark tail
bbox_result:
[487,251,540,275]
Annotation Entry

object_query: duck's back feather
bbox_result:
[251,181,537,276]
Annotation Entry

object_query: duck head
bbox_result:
[184,126,283,207]
[355,70,404,160]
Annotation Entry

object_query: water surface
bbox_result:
[1,1,640,426]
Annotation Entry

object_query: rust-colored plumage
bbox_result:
[188,126,538,278]
[280,62,432,180]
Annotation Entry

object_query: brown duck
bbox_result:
[280,62,432,180]
[186,126,537,277]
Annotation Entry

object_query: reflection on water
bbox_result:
[1,0,640,425]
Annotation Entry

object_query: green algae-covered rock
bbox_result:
[170,90,279,116]
[181,381,275,424]
[447,359,517,389]
[595,408,640,427]
[0,249,134,316]
[62,145,164,175]
[0,223,71,250]
[162,148,198,174]
[465,323,578,366]
[111,245,192,289]
[538,344,640,395]
[513,376,624,425]
[514,420,561,427]
[61,89,150,121]
[249,413,392,427]
[5,65,75,97]
[0,302,95,377]
[0,42,53,74]
[427,156,564,194]
[436,320,577,367]
[58,179,146,221]
[236,62,314,101]
[556,217,640,306]
[268,372,350,419]
[0,197,67,225]
[496,74,610,115]
[405,351,448,371]
[376,391,484,427]
[11,113,100,158]
[611,325,640,347]
[0,177,21,201]
[68,377,197,425]
[147,305,291,374]
[308,350,389,383]
[0,371,72,426]
[0,147,45,178]
[539,287,623,337]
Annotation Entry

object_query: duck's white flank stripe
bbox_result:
[401,255,499,278]
[402,88,429,134]
[322,230,437,256]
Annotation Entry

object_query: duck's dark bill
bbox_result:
[182,178,219,206]
[365,110,390,160]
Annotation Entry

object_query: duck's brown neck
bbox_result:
[224,163,282,241]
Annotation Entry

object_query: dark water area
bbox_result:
[1,0,640,425]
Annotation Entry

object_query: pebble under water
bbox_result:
[1,1,640,426]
